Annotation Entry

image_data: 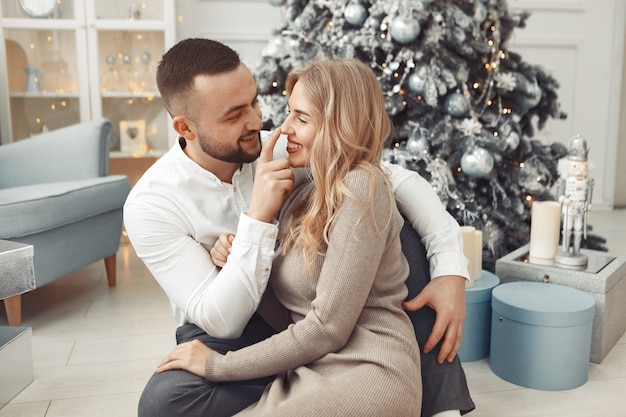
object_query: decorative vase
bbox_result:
[24,66,42,93]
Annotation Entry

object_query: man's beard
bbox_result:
[198,132,261,164]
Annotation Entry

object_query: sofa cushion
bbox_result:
[0,175,130,239]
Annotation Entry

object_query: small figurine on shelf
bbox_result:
[129,2,141,20]
[554,134,594,268]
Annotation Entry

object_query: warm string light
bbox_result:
[459,12,510,150]
[32,98,69,129]
[376,51,416,100]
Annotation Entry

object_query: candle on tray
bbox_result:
[529,200,562,261]
[474,229,483,280]
[461,226,476,281]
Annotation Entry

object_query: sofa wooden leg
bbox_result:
[104,254,117,287]
[3,294,22,326]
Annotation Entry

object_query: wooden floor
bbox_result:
[2,210,626,417]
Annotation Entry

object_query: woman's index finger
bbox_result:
[259,129,281,163]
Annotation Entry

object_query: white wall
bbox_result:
[507,0,626,210]
[175,0,282,67]
[617,39,626,208]
[174,0,625,209]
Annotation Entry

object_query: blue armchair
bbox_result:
[0,119,131,326]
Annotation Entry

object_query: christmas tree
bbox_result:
[253,0,605,270]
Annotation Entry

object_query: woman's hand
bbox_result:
[210,233,234,267]
[156,340,212,378]
[247,128,294,223]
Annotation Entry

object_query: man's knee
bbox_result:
[138,369,267,417]
[138,370,210,417]
[138,371,182,417]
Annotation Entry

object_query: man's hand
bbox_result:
[210,233,234,267]
[247,129,294,223]
[403,275,467,364]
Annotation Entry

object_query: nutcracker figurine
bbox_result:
[554,134,594,268]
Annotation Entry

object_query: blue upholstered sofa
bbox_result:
[0,119,131,326]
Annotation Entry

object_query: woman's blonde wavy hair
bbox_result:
[280,59,395,270]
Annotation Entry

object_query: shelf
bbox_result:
[100,91,160,99]
[91,19,168,31]
[0,18,81,30]
[110,150,166,158]
[10,92,80,98]
[0,0,176,151]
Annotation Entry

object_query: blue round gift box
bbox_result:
[458,270,500,362]
[489,281,595,391]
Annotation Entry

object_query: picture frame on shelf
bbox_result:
[119,119,147,155]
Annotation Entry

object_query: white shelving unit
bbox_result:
[0,0,176,157]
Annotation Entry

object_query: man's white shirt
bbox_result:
[124,132,468,338]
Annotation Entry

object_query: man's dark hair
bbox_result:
[156,38,241,114]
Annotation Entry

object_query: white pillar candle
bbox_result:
[529,200,562,260]
[473,229,483,280]
[461,226,476,282]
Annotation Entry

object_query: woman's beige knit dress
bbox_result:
[204,169,422,417]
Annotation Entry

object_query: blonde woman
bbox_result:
[156,59,422,416]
